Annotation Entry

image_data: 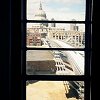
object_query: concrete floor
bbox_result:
[26,81,77,100]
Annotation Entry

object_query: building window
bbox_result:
[76,36,79,42]
[21,0,92,100]
[79,36,81,43]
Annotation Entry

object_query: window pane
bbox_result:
[26,23,85,48]
[26,80,84,100]
[26,50,84,75]
[27,0,86,21]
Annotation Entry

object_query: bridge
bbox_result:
[42,38,84,75]
[27,38,84,75]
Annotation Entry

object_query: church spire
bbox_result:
[39,1,42,10]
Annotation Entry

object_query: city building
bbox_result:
[65,23,84,48]
[27,28,42,46]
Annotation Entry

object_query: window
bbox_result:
[21,0,92,100]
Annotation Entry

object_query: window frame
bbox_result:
[21,0,92,100]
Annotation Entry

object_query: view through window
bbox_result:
[21,0,92,100]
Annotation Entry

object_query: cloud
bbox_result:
[47,12,85,21]
[27,6,85,21]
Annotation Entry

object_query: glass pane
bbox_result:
[26,80,84,100]
[26,50,84,75]
[26,23,85,48]
[27,0,86,21]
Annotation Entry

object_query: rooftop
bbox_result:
[26,50,54,61]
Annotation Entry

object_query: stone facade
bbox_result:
[27,28,42,46]
[65,30,84,48]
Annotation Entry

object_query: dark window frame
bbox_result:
[21,0,92,100]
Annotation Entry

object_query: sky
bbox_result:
[27,0,85,31]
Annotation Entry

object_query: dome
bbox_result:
[34,2,47,21]
[34,10,46,19]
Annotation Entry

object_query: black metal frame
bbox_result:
[21,0,92,100]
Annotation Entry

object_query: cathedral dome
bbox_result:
[34,2,47,20]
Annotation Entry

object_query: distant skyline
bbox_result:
[27,0,85,31]
[27,23,85,31]
[27,0,86,21]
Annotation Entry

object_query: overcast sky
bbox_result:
[27,0,85,31]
